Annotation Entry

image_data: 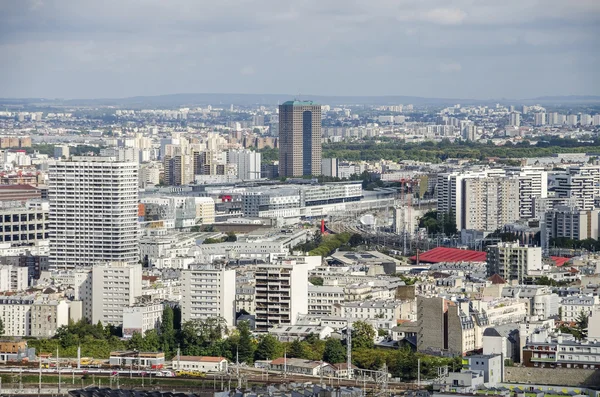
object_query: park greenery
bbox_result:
[260,137,600,164]
[20,144,102,157]
[308,232,352,256]
[418,211,457,235]
[25,313,458,382]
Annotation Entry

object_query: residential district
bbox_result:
[0,99,599,397]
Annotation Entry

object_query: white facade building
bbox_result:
[308,285,344,315]
[560,295,599,323]
[30,300,69,337]
[487,243,542,283]
[48,157,139,269]
[122,302,164,338]
[181,265,236,327]
[255,262,308,332]
[91,262,142,326]
[0,265,28,292]
[228,149,261,180]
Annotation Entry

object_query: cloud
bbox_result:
[240,65,255,76]
[0,0,598,99]
[438,62,463,73]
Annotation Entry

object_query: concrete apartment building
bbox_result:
[0,296,33,336]
[417,297,488,355]
[0,200,49,245]
[29,300,69,337]
[227,149,261,180]
[545,205,600,240]
[278,100,322,177]
[48,157,139,269]
[486,242,542,283]
[122,302,164,338]
[308,285,344,316]
[502,286,559,319]
[92,262,142,326]
[560,295,599,323]
[0,265,27,292]
[462,176,520,232]
[552,168,597,211]
[181,264,236,327]
[333,300,408,329]
[255,262,308,332]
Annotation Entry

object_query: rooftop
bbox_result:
[411,247,486,263]
[281,100,319,106]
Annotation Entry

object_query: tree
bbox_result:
[309,276,324,286]
[349,233,364,247]
[225,232,237,242]
[288,339,305,358]
[352,321,375,350]
[323,338,346,364]
[254,334,282,361]
[236,321,255,364]
[0,318,5,336]
[574,311,589,340]
[160,306,176,357]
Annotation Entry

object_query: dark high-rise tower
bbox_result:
[278,100,321,177]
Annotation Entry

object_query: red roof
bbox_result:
[551,256,570,267]
[487,274,506,285]
[410,247,486,263]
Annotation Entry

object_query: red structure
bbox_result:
[410,247,486,263]
[321,219,325,234]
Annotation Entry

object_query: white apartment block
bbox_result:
[255,262,308,332]
[508,167,548,219]
[333,300,412,328]
[30,300,69,337]
[545,206,600,240]
[49,157,139,269]
[139,163,161,188]
[228,149,261,180]
[462,176,520,232]
[236,285,255,315]
[0,296,33,336]
[181,265,236,327]
[503,286,559,319]
[552,168,597,211]
[560,295,599,323]
[487,242,542,283]
[308,285,344,315]
[471,298,528,326]
[0,265,28,292]
[122,302,164,338]
[71,268,93,320]
[92,262,142,326]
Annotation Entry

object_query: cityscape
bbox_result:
[1,1,600,397]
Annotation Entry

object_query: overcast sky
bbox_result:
[1,0,599,99]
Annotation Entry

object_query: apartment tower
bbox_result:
[278,100,322,177]
[48,156,139,269]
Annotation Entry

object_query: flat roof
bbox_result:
[411,247,486,263]
[281,100,319,106]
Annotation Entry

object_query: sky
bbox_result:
[0,0,599,100]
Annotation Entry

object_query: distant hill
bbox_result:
[1,93,599,108]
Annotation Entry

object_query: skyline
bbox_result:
[1,0,599,99]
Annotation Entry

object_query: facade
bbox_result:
[502,286,559,319]
[308,285,344,315]
[269,357,334,377]
[172,356,228,372]
[0,185,41,203]
[552,169,596,210]
[523,333,600,369]
[122,302,164,338]
[109,351,165,369]
[333,300,405,329]
[228,149,261,180]
[545,206,599,240]
[278,101,322,177]
[0,200,49,245]
[462,176,520,232]
[29,300,69,337]
[235,285,255,315]
[48,157,139,269]
[0,265,28,292]
[487,242,542,283]
[321,158,338,178]
[0,297,33,336]
[91,262,143,326]
[255,262,308,332]
[560,295,599,323]
[181,265,236,326]
[71,268,93,321]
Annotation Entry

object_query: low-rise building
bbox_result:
[523,332,600,369]
[268,325,334,342]
[269,357,335,377]
[172,356,228,372]
[0,264,28,292]
[333,300,412,328]
[109,351,165,369]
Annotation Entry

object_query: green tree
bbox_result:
[309,276,324,286]
[574,311,589,340]
[0,318,5,336]
[225,232,237,242]
[323,338,346,364]
[236,320,255,364]
[352,321,375,350]
[349,233,364,247]
[254,334,282,361]
[160,306,176,357]
[288,339,305,358]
